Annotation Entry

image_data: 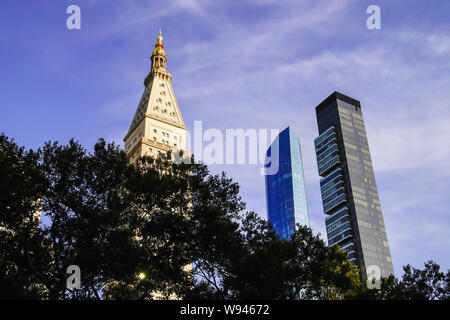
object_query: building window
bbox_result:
[153,129,157,134]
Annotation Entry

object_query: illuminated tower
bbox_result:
[123,30,187,163]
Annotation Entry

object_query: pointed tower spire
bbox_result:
[144,29,171,87]
[124,29,187,163]
[151,29,167,69]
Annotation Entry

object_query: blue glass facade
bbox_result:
[265,127,310,240]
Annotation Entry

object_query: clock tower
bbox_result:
[124,30,187,163]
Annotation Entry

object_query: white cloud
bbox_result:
[370,117,450,173]
[398,31,450,55]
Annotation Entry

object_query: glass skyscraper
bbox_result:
[265,127,310,241]
[314,91,394,281]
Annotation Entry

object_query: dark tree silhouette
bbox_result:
[2,133,447,300]
[0,134,50,299]
[361,261,450,300]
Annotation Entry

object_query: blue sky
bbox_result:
[1,0,449,276]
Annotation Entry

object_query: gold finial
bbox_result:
[156,28,163,45]
[152,28,166,56]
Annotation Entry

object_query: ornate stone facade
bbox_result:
[124,30,187,163]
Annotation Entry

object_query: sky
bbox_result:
[1,0,449,276]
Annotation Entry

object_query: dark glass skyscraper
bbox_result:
[265,127,310,240]
[314,91,394,281]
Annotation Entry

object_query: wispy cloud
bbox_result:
[95,5,450,277]
[4,0,448,274]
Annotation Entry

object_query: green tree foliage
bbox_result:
[0,134,50,299]
[1,133,448,300]
[188,210,363,299]
[38,139,138,299]
[104,154,197,299]
[362,261,450,300]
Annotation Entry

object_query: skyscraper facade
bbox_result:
[265,127,310,241]
[314,91,394,281]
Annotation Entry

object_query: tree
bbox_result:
[286,225,363,299]
[104,153,197,299]
[0,133,50,299]
[0,136,195,299]
[188,208,363,300]
[0,134,365,300]
[365,261,450,300]
[38,139,139,299]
